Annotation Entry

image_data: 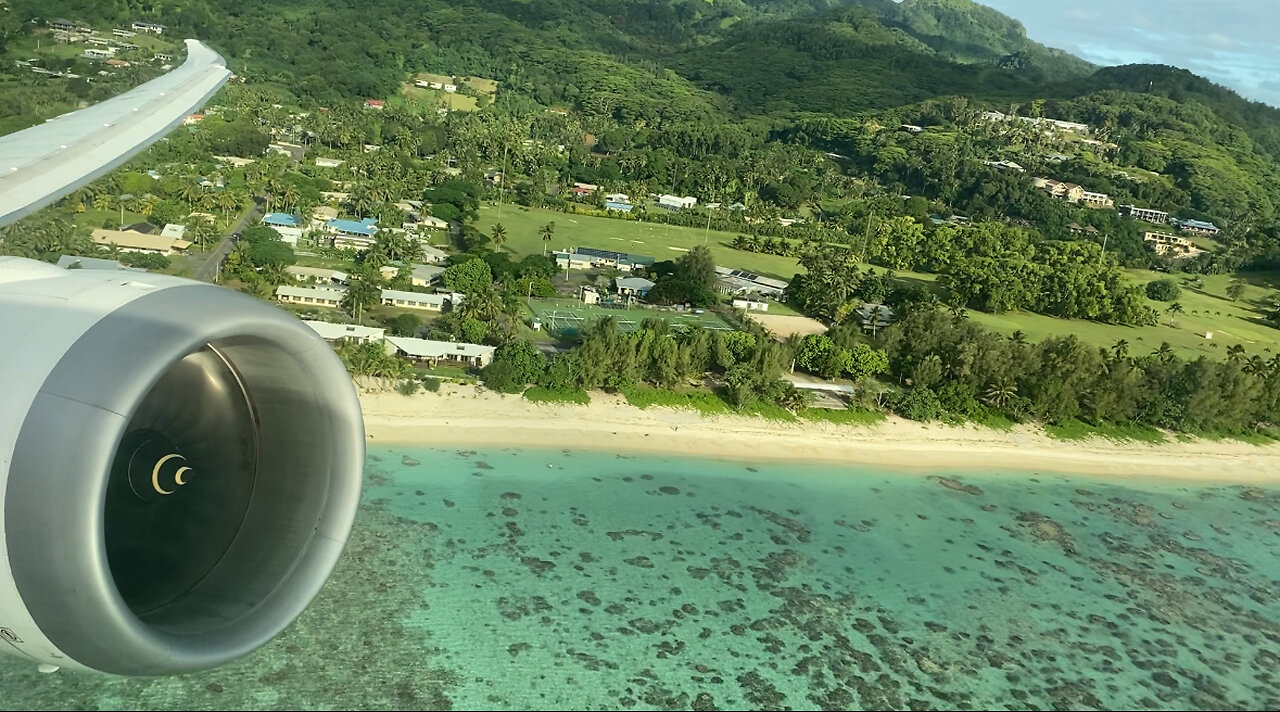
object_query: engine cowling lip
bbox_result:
[4,284,363,675]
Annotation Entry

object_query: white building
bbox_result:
[732,298,769,312]
[419,244,448,264]
[383,336,495,368]
[380,289,448,311]
[657,194,697,210]
[90,229,190,255]
[131,21,165,35]
[275,285,347,307]
[303,320,385,344]
[160,223,187,240]
[315,157,346,168]
[286,266,349,285]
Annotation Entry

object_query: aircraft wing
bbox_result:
[0,39,231,227]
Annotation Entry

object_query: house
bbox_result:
[55,255,143,272]
[286,266,349,285]
[183,114,205,126]
[855,303,894,331]
[154,53,173,62]
[1144,232,1205,259]
[605,193,629,204]
[616,277,656,298]
[105,58,130,68]
[483,169,504,185]
[1066,223,1100,237]
[411,265,446,287]
[1034,178,1084,203]
[383,336,496,369]
[268,142,305,162]
[91,229,190,255]
[556,247,655,272]
[113,29,137,38]
[261,213,304,245]
[364,99,386,110]
[899,124,924,134]
[571,186,594,198]
[160,224,187,241]
[581,286,600,305]
[81,48,116,60]
[1122,205,1171,225]
[716,267,788,299]
[303,320,386,345]
[123,221,157,234]
[315,156,345,168]
[1080,190,1114,209]
[50,19,79,32]
[1176,219,1220,237]
[656,194,697,211]
[275,285,347,307]
[984,160,1025,173]
[327,218,379,251]
[380,289,448,312]
[418,245,448,264]
[604,201,634,213]
[312,206,339,225]
[572,182,598,193]
[417,216,449,231]
[131,21,164,34]
[732,298,769,312]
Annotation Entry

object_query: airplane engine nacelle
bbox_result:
[0,257,363,675]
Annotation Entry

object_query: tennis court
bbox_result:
[529,299,734,335]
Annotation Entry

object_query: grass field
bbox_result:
[477,204,802,280]
[529,298,732,335]
[395,85,478,113]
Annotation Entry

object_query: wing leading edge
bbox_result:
[0,39,232,228]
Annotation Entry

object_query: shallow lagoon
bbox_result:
[2,447,1277,710]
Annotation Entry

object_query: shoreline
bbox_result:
[358,385,1280,484]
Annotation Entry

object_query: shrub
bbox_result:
[396,379,420,396]
[421,377,442,392]
[892,387,943,422]
[1145,278,1181,301]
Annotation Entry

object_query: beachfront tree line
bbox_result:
[483,317,812,413]
[883,310,1280,432]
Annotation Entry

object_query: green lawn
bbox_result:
[395,85,479,113]
[476,204,802,280]
[968,270,1280,361]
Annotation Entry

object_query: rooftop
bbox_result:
[303,320,385,341]
[275,284,347,300]
[617,277,656,290]
[90,228,191,252]
[262,212,303,227]
[328,217,378,236]
[381,289,446,304]
[55,255,142,272]
[384,335,495,359]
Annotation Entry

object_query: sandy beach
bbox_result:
[358,384,1280,483]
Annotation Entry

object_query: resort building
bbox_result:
[555,247,655,272]
[303,320,386,344]
[1175,219,1221,237]
[715,267,788,299]
[90,228,190,255]
[379,289,448,312]
[286,266,349,285]
[275,285,347,307]
[1144,232,1205,259]
[732,298,769,312]
[1122,205,1171,225]
[383,336,496,369]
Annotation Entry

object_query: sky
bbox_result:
[975,1,1280,107]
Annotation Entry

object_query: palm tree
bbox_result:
[983,382,1017,410]
[491,222,507,250]
[1165,302,1184,327]
[1111,339,1129,361]
[540,221,555,256]
[1226,344,1247,363]
[1154,342,1175,363]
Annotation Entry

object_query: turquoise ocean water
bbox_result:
[1,446,1277,710]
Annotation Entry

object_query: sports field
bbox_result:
[529,298,733,335]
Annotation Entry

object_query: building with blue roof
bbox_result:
[1175,218,1220,237]
[605,201,634,213]
[327,217,379,250]
[262,212,302,228]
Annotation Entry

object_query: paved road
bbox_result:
[193,201,262,282]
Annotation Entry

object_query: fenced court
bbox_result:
[529,299,734,336]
